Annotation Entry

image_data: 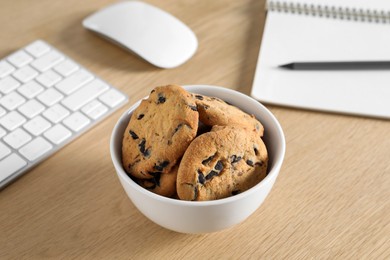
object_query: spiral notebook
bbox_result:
[251,0,390,119]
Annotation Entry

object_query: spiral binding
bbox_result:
[267,1,390,23]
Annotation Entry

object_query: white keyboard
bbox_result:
[0,40,128,188]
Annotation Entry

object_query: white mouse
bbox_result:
[82,1,198,69]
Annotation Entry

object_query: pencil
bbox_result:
[279,61,390,70]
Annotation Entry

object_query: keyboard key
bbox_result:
[54,59,79,77]
[55,69,93,95]
[62,79,109,111]
[7,50,33,68]
[3,128,32,149]
[0,141,11,160]
[12,65,38,83]
[0,111,27,131]
[37,88,64,106]
[0,76,21,94]
[0,60,15,78]
[31,50,64,72]
[17,81,44,98]
[87,103,108,119]
[0,153,27,182]
[18,99,45,119]
[99,89,126,108]
[42,104,70,123]
[82,100,103,114]
[44,124,71,144]
[23,116,51,136]
[0,92,26,110]
[36,69,62,87]
[63,112,90,132]
[19,137,53,161]
[25,40,51,58]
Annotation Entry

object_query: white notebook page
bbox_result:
[251,0,390,118]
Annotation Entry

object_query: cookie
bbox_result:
[122,85,199,179]
[176,125,268,201]
[193,94,264,137]
[135,165,178,197]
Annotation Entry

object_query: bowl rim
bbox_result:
[110,85,286,207]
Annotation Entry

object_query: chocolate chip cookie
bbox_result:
[193,94,264,137]
[122,85,198,179]
[176,125,268,201]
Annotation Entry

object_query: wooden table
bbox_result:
[1,0,389,259]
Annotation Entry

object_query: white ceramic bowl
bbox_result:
[110,85,285,234]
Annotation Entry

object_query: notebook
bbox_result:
[251,0,390,119]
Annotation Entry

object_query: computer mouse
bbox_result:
[82,1,198,69]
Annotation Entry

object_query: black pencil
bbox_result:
[279,61,390,70]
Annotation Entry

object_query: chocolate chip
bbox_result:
[144,172,162,189]
[154,160,170,171]
[231,155,242,163]
[137,114,144,120]
[157,93,166,104]
[195,95,204,100]
[174,124,183,134]
[202,154,215,165]
[255,161,264,166]
[188,104,197,111]
[143,149,151,158]
[214,160,223,171]
[148,172,162,186]
[254,146,259,156]
[139,139,146,152]
[129,130,139,140]
[246,160,254,166]
[198,170,205,184]
[139,139,150,157]
[232,190,240,195]
[205,170,218,180]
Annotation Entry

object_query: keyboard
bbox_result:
[0,40,128,189]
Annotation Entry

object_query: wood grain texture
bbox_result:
[0,0,389,259]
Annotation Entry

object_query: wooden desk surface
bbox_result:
[1,0,389,259]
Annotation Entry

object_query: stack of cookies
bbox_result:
[122,85,268,201]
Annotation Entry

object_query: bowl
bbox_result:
[110,85,285,234]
